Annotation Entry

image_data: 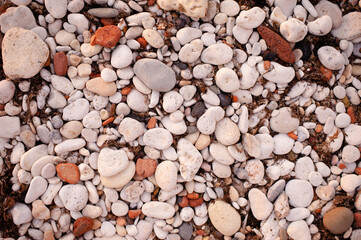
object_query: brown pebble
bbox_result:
[355,212,361,228]
[92,25,122,48]
[43,230,55,240]
[189,198,204,207]
[56,163,80,184]
[128,209,142,219]
[135,158,157,179]
[323,207,354,234]
[73,217,93,237]
[53,52,68,76]
[257,26,295,64]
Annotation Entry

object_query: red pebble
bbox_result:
[135,158,157,179]
[73,217,93,237]
[91,25,122,48]
[189,198,204,207]
[128,209,142,219]
[354,212,361,228]
[56,163,80,184]
[53,52,68,76]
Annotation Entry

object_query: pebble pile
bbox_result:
[0,0,361,240]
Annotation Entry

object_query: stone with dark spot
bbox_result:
[218,93,232,107]
[191,102,205,118]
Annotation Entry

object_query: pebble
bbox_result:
[25,176,48,203]
[60,121,83,139]
[54,139,86,154]
[308,15,332,36]
[0,79,15,104]
[201,43,233,65]
[249,188,273,220]
[280,18,308,43]
[215,68,240,93]
[285,179,314,208]
[134,58,176,92]
[143,128,173,150]
[344,124,361,145]
[342,145,360,163]
[53,52,68,76]
[177,138,203,181]
[287,220,311,240]
[88,8,119,18]
[220,0,240,16]
[135,158,157,179]
[45,0,67,18]
[209,143,234,165]
[236,7,265,29]
[68,13,89,34]
[215,118,240,145]
[316,185,335,201]
[315,0,343,29]
[98,148,129,177]
[273,134,294,155]
[176,27,202,45]
[73,217,93,237]
[0,6,37,33]
[56,163,80,184]
[163,91,184,113]
[155,161,178,191]
[86,77,117,96]
[340,174,361,192]
[101,68,117,82]
[118,118,145,142]
[101,221,116,237]
[111,201,129,216]
[179,39,203,63]
[92,25,122,48]
[11,203,32,225]
[59,184,88,211]
[142,202,175,219]
[274,0,297,17]
[3,27,49,79]
[332,12,361,40]
[32,199,50,220]
[245,159,264,184]
[317,46,344,70]
[127,89,149,112]
[142,29,164,48]
[111,45,133,68]
[270,107,299,133]
[208,200,241,236]
[157,0,207,18]
[0,116,20,139]
[323,207,354,234]
[100,161,135,188]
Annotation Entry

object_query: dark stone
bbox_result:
[295,39,312,61]
[175,18,187,29]
[218,93,232,107]
[263,51,278,61]
[51,115,63,128]
[191,102,205,118]
[175,61,188,70]
[178,222,193,240]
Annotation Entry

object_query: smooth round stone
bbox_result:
[280,18,308,42]
[162,91,184,113]
[98,148,129,177]
[86,77,116,97]
[201,43,233,65]
[80,43,103,57]
[176,27,202,45]
[142,29,164,48]
[220,0,240,16]
[308,15,332,36]
[287,220,311,240]
[209,143,234,165]
[215,118,240,146]
[340,174,361,192]
[133,59,176,92]
[24,176,48,204]
[245,159,264,184]
[308,171,323,186]
[11,203,32,225]
[285,180,313,208]
[248,188,273,220]
[295,157,314,180]
[101,68,117,82]
[101,221,116,237]
[316,185,335,201]
[111,45,133,68]
[178,39,203,63]
[111,201,129,216]
[274,0,297,17]
[208,200,241,236]
[100,161,135,189]
[331,12,361,40]
[236,7,265,29]
[273,134,294,155]
[60,121,83,138]
[345,124,361,145]
[317,46,344,70]
[78,164,94,181]
[62,98,90,121]
[82,205,102,219]
[215,68,240,93]
[342,145,360,163]
[82,111,102,129]
[54,138,86,154]
[323,207,354,234]
[118,117,146,142]
[212,161,232,178]
[0,79,15,104]
[270,107,299,133]
[41,163,56,179]
[59,184,88,211]
[334,86,346,99]
[45,0,67,18]
[142,202,175,219]
[315,0,343,29]
[155,161,178,191]
[0,5,37,33]
[2,27,49,79]
[143,128,173,150]
[127,89,149,112]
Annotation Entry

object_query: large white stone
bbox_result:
[208,200,241,236]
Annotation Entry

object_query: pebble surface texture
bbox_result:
[1,0,361,240]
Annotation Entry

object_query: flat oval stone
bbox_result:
[59,184,88,211]
[201,43,233,65]
[155,161,178,191]
[285,179,313,207]
[331,12,361,40]
[20,144,48,171]
[98,148,129,177]
[86,77,117,97]
[143,128,173,150]
[142,202,175,219]
[88,8,119,18]
[54,52,68,76]
[133,58,176,92]
[248,188,273,220]
[208,200,241,236]
[25,176,48,203]
[100,161,135,189]
[323,207,354,234]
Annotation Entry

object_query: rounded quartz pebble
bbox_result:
[56,163,80,184]
[285,179,314,207]
[73,217,93,237]
[0,79,15,104]
[97,148,129,177]
[101,68,117,82]
[155,160,178,191]
[111,201,129,216]
[100,161,135,189]
[11,203,32,225]
[280,18,308,42]
[101,221,116,237]
[335,113,351,128]
[317,46,344,70]
[143,128,173,150]
[201,43,233,65]
[208,200,241,236]
[323,207,354,234]
[142,202,175,219]
[215,68,240,93]
[59,184,88,211]
[214,118,240,145]
[220,0,240,16]
[342,145,360,163]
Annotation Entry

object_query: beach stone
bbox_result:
[258,61,295,84]
[215,68,240,93]
[45,0,67,18]
[257,26,295,63]
[155,161,178,191]
[55,30,76,46]
[287,220,311,240]
[2,28,49,79]
[317,46,344,70]
[220,0,240,16]
[215,118,241,146]
[176,27,202,45]
[118,117,146,142]
[80,43,103,57]
[60,121,82,138]
[274,0,296,17]
[68,13,89,34]
[178,223,193,240]
[179,39,203,63]
[335,113,351,128]
[323,207,354,234]
[56,163,80,184]
[177,138,203,181]
[53,52,68,76]
[143,128,173,150]
[332,12,361,40]
[54,139,86,154]
[11,203,32,225]
[316,185,335,201]
[209,143,234,165]
[100,161,135,188]
[285,179,313,208]
[142,202,175,219]
[213,161,232,178]
[295,157,314,180]
[286,208,310,221]
[50,75,73,95]
[20,144,48,171]
[308,15,332,36]
[82,111,102,129]
[270,107,299,133]
[273,134,294,155]
[135,158,157,179]
[0,6,37,33]
[88,8,118,18]
[127,89,149,112]
[142,29,164,48]
[25,176,48,203]
[280,18,308,42]
[208,200,241,236]
[59,184,88,211]
[344,124,361,145]
[86,77,117,97]
[245,159,264,184]
[201,43,233,65]
[340,174,361,192]
[98,148,129,177]
[134,58,176,92]
[32,199,50,220]
[236,7,265,29]
[267,179,286,202]
[111,46,132,70]
[248,188,273,220]
[63,98,89,121]
[111,201,129,216]
[0,80,15,104]
[162,91,184,113]
[92,25,122,48]
[233,26,253,44]
[73,217,93,237]
[315,0,343,29]
[342,145,360,163]
[157,0,208,18]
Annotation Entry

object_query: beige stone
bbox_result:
[157,0,208,18]
[86,77,117,96]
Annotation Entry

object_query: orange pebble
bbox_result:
[102,116,114,126]
[263,61,271,70]
[179,196,189,208]
[136,37,147,48]
[121,86,132,95]
[189,198,204,207]
[339,163,346,169]
[315,208,322,214]
[347,107,356,123]
[147,117,157,129]
[355,167,361,175]
[128,209,142,219]
[116,217,127,226]
[0,104,5,110]
[320,65,332,81]
[315,124,323,133]
[231,95,238,102]
[287,132,298,140]
[187,192,199,200]
[101,18,117,26]
[196,229,205,236]
[56,163,80,184]
[148,0,156,5]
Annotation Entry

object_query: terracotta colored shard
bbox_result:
[56,163,80,184]
[320,65,332,81]
[91,25,122,48]
[73,217,93,237]
[135,158,157,179]
[128,209,142,219]
[53,52,68,76]
[257,26,295,64]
